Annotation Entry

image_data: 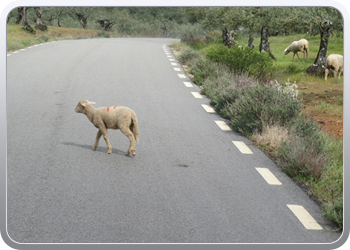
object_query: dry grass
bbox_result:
[250,124,289,157]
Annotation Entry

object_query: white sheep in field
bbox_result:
[75,100,139,156]
[284,39,309,59]
[325,54,343,80]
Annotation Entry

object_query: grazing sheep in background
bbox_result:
[284,39,309,59]
[325,54,343,80]
[75,100,139,156]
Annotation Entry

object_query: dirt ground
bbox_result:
[298,80,343,139]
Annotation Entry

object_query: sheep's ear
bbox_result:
[85,100,96,105]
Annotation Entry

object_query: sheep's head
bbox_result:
[75,100,96,113]
[284,48,290,55]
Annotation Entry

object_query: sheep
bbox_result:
[75,100,139,156]
[284,39,309,59]
[325,54,343,80]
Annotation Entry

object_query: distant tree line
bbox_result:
[7,7,343,74]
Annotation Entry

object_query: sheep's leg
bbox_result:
[99,128,112,154]
[325,68,329,80]
[93,130,102,150]
[120,127,136,156]
[339,68,343,78]
[296,53,300,59]
[334,67,339,78]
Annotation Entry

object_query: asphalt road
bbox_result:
[6,38,341,244]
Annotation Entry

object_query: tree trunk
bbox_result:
[57,10,62,27]
[35,7,47,31]
[222,27,235,48]
[248,34,254,49]
[306,20,332,76]
[97,20,114,32]
[259,26,276,60]
[16,7,35,34]
[15,7,24,24]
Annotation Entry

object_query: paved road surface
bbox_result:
[6,38,341,244]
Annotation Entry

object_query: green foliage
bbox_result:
[322,198,343,230]
[189,59,213,85]
[94,31,111,38]
[225,82,302,136]
[190,58,230,85]
[177,47,201,66]
[206,44,274,80]
[178,23,207,44]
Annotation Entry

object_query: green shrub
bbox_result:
[190,58,229,85]
[95,31,111,38]
[322,198,343,230]
[178,24,206,45]
[206,44,274,80]
[178,48,201,66]
[278,134,329,180]
[223,81,302,136]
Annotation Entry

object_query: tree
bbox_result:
[305,7,342,76]
[15,7,35,34]
[34,7,47,31]
[306,20,333,76]
[69,7,93,29]
[94,7,118,32]
[259,26,276,60]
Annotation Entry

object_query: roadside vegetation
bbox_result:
[170,30,343,230]
[7,6,343,230]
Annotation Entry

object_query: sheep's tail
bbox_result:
[131,116,139,142]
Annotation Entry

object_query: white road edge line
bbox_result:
[287,205,323,230]
[215,121,231,131]
[183,82,193,87]
[255,168,281,185]
[191,92,203,98]
[201,104,215,113]
[232,141,253,154]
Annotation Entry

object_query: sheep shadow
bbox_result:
[62,142,126,156]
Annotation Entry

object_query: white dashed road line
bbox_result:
[215,121,231,131]
[191,92,203,98]
[232,141,253,154]
[255,168,282,185]
[174,68,181,71]
[178,74,187,79]
[183,82,193,87]
[201,104,215,113]
[287,205,323,230]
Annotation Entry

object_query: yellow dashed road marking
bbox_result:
[255,168,282,185]
[183,82,193,87]
[232,141,253,154]
[201,104,215,113]
[287,205,323,230]
[215,121,231,131]
[191,92,203,98]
